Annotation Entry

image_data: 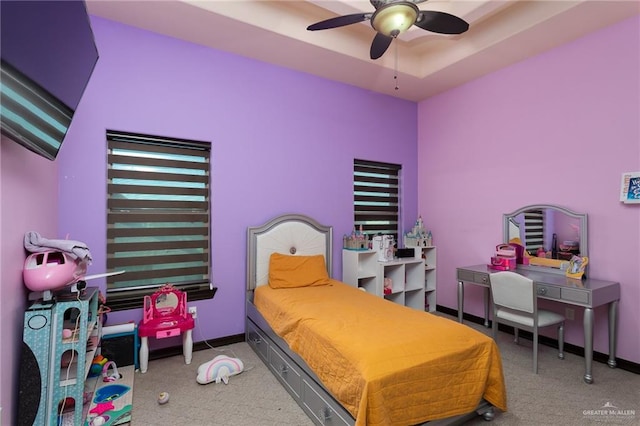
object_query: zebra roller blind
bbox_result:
[353,159,401,242]
[106,130,215,310]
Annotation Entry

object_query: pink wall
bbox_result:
[417,16,639,364]
[0,136,58,425]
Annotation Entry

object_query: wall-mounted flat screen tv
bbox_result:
[0,0,99,161]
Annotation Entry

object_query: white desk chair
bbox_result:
[490,271,565,374]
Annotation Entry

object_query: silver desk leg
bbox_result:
[483,287,490,328]
[608,300,618,368]
[583,307,594,384]
[458,281,464,323]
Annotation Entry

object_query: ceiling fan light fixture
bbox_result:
[371,2,419,37]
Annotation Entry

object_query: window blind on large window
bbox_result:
[353,159,401,242]
[106,130,215,311]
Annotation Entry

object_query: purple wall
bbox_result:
[56,17,418,346]
[0,135,58,425]
[417,15,640,364]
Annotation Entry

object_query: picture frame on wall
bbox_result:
[620,172,640,204]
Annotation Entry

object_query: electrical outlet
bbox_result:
[565,307,575,321]
[188,306,197,319]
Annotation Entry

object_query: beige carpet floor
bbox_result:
[128,313,639,425]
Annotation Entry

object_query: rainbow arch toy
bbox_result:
[196,355,244,385]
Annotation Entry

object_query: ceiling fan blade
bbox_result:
[307,13,369,31]
[414,11,469,35]
[370,33,393,60]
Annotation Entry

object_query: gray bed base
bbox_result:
[245,293,496,425]
[244,213,496,425]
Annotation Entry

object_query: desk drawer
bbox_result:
[156,328,180,338]
[474,272,490,285]
[536,284,560,299]
[458,269,489,285]
[457,269,474,282]
[561,288,590,305]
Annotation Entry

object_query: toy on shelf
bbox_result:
[22,232,92,300]
[22,231,126,303]
[383,277,392,295]
[102,360,122,382]
[98,290,111,323]
[373,235,395,262]
[90,354,109,377]
[343,225,370,250]
[404,216,432,247]
[23,251,88,294]
[566,255,589,279]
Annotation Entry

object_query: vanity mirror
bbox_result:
[156,290,179,312]
[503,204,588,276]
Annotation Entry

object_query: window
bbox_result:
[106,130,215,311]
[353,159,401,242]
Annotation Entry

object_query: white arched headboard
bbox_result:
[246,214,333,290]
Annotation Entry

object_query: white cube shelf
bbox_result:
[342,249,427,311]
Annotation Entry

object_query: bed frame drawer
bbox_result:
[246,320,269,363]
[270,345,302,398]
[302,378,351,426]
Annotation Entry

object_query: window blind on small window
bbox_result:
[524,209,544,254]
[353,159,401,242]
[106,130,214,311]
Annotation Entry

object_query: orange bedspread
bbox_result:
[255,280,507,426]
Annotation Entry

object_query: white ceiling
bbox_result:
[86,0,639,102]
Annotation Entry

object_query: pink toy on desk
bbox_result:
[489,244,517,270]
[138,284,194,373]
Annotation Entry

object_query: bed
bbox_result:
[245,214,507,425]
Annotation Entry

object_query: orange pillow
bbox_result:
[268,253,331,288]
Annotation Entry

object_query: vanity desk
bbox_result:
[459,204,621,384]
[457,264,619,384]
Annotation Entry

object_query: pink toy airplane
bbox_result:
[23,250,123,300]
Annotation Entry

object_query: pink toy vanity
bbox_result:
[138,284,194,373]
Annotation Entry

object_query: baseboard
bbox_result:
[436,305,640,375]
[148,333,245,362]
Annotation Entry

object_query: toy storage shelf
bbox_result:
[342,250,426,311]
[410,246,437,312]
[58,319,99,386]
[342,249,380,295]
[21,287,100,426]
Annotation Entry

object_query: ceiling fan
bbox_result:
[307,0,469,60]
